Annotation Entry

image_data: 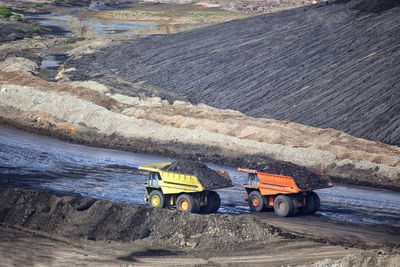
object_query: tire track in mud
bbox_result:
[64,0,400,145]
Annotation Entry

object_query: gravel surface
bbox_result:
[63,0,400,145]
[162,160,234,189]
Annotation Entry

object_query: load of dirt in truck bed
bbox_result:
[162,160,234,189]
[252,161,330,190]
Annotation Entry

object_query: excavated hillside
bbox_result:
[63,0,400,146]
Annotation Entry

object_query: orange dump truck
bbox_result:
[238,168,333,217]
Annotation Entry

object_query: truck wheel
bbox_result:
[310,192,320,214]
[176,194,196,213]
[192,196,201,213]
[300,193,316,214]
[290,196,299,216]
[273,195,294,217]
[148,190,165,208]
[248,191,265,212]
[201,191,221,214]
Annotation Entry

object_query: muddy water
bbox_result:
[26,9,205,81]
[1,125,400,228]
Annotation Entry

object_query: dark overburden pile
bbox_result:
[251,161,330,190]
[162,160,234,189]
[64,0,400,146]
[354,0,400,13]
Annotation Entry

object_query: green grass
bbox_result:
[32,26,41,32]
[0,6,12,18]
[185,11,233,22]
[13,13,23,21]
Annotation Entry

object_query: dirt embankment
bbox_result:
[0,186,281,252]
[1,71,400,190]
[1,186,399,266]
[61,0,400,146]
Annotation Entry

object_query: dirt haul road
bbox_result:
[62,0,400,146]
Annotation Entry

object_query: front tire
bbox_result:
[248,191,265,212]
[273,195,294,217]
[176,194,196,213]
[148,190,165,208]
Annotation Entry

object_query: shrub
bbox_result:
[13,14,23,21]
[0,6,12,18]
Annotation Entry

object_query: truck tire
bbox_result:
[310,192,320,214]
[290,195,299,216]
[248,191,265,212]
[149,190,165,208]
[176,194,196,213]
[300,192,316,214]
[201,191,221,213]
[273,195,294,217]
[193,196,201,213]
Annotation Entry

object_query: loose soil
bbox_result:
[1,186,399,266]
[62,0,400,146]
[162,160,234,189]
[252,161,330,189]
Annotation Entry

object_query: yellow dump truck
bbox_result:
[139,162,234,213]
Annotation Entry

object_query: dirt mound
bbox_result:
[251,161,330,189]
[162,160,234,189]
[354,0,400,13]
[63,0,400,146]
[0,71,121,112]
[0,186,280,252]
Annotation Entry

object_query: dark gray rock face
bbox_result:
[65,0,400,145]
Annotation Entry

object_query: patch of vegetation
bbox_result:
[112,9,154,19]
[185,11,235,23]
[13,13,23,21]
[32,26,41,33]
[0,6,12,18]
[50,0,63,4]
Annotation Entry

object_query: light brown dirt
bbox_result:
[0,72,399,190]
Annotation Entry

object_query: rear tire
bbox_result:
[290,195,299,216]
[310,192,320,214]
[201,191,221,213]
[273,195,294,217]
[176,194,196,213]
[148,190,165,208]
[248,191,265,212]
[192,196,201,213]
[300,193,316,214]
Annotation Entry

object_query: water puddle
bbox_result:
[26,8,207,81]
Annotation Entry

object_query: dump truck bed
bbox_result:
[140,162,234,193]
[239,168,332,195]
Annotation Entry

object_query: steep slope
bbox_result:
[64,0,400,145]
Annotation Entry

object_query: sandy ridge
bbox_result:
[0,74,399,189]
